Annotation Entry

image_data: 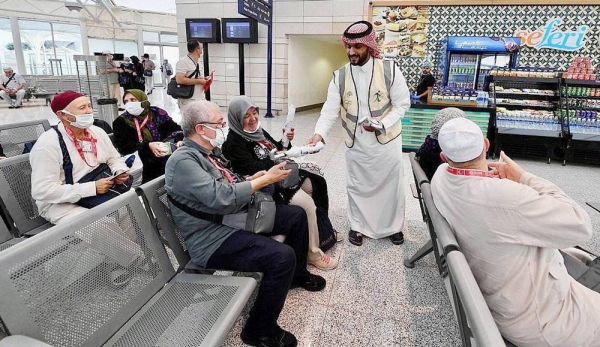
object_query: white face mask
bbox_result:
[201,126,229,148]
[62,110,94,129]
[124,101,145,116]
[243,121,261,134]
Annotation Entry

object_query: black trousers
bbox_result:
[206,204,310,337]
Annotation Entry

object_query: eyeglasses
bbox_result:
[201,121,227,128]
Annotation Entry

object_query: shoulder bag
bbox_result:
[53,127,132,209]
[167,58,199,99]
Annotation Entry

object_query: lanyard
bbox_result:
[206,156,235,183]
[134,116,149,142]
[63,126,98,167]
[446,166,496,178]
[257,140,275,151]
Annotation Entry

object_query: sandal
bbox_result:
[348,230,363,246]
[334,229,343,242]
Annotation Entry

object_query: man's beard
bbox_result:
[349,52,370,66]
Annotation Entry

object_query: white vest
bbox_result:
[333,59,402,148]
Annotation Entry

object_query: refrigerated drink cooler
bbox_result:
[439,36,520,90]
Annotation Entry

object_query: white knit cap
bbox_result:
[438,118,484,163]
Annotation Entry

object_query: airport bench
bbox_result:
[0,190,257,347]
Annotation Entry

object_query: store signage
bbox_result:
[446,36,520,52]
[238,0,271,25]
[514,18,588,51]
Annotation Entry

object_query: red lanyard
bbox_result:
[257,140,275,151]
[446,166,496,178]
[134,116,149,142]
[206,156,235,183]
[63,126,98,167]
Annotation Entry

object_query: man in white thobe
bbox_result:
[308,21,411,246]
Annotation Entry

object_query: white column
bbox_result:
[137,27,144,57]
[10,17,26,74]
[80,18,89,55]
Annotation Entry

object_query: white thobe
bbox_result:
[30,123,128,224]
[315,57,411,238]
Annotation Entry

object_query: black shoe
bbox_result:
[8,105,15,109]
[14,105,21,109]
[290,274,326,292]
[147,91,153,95]
[390,231,404,245]
[241,327,298,347]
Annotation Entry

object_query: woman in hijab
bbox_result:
[222,96,340,271]
[126,56,145,91]
[416,107,466,180]
[112,89,183,183]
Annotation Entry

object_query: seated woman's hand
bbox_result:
[282,127,295,141]
[149,142,166,158]
[95,178,114,195]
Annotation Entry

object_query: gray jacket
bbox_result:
[165,138,253,267]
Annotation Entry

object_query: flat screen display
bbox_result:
[186,19,221,43]
[221,18,258,43]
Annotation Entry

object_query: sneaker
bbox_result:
[290,274,326,292]
[241,327,298,347]
[390,231,404,245]
[308,253,338,271]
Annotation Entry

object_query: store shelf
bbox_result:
[492,76,560,84]
[565,95,600,100]
[497,127,561,137]
[567,107,600,111]
[571,133,600,142]
[564,79,600,86]
[495,103,557,110]
[495,92,556,97]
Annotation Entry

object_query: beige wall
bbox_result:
[288,36,348,108]
[176,0,369,112]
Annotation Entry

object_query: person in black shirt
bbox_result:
[415,60,436,102]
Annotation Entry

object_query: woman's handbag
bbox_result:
[53,127,133,209]
[167,63,199,99]
[143,69,153,77]
[276,159,301,189]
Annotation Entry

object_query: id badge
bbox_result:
[82,141,93,152]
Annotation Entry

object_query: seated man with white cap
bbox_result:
[431,117,600,347]
[0,67,26,109]
[30,90,130,224]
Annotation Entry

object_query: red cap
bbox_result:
[51,90,86,114]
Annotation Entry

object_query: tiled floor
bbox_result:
[4,88,600,347]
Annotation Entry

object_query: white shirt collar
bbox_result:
[351,56,373,75]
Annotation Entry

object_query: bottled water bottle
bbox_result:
[476,91,483,107]
[483,92,489,107]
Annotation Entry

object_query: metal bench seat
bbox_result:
[0,191,257,347]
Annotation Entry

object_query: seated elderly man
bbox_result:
[165,100,325,347]
[30,90,130,224]
[0,67,26,109]
[431,117,600,347]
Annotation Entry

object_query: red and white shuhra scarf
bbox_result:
[341,21,383,59]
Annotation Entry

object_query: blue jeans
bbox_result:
[206,204,309,337]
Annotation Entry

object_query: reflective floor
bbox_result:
[4,88,600,347]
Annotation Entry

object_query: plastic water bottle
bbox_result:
[483,92,489,107]
[476,91,483,107]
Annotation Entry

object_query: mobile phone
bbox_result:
[107,171,129,181]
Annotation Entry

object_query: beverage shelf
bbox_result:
[495,92,557,98]
[571,133,600,142]
[564,79,600,87]
[564,95,600,100]
[492,76,560,84]
[497,127,561,137]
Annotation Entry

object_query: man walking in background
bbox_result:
[101,50,123,109]
[161,59,173,88]
[175,40,211,110]
[142,53,156,94]
[308,21,411,246]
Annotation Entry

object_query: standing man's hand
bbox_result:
[307,134,324,145]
